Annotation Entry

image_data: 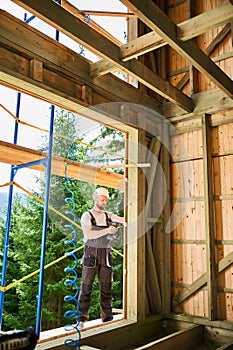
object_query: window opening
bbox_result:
[0,90,127,341]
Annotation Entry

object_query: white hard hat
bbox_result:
[93,187,109,199]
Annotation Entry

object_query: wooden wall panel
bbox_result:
[219,291,233,320]
[171,201,206,241]
[196,0,232,93]
[174,289,208,317]
[166,0,232,95]
[213,123,233,320]
[212,123,233,156]
[170,121,233,320]
[167,0,189,95]
[171,129,203,159]
[171,128,208,316]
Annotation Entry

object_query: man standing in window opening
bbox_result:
[78,187,124,329]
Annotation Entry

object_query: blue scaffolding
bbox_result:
[0,4,60,339]
[0,97,56,339]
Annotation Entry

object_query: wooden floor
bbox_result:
[37,314,124,346]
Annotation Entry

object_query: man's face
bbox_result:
[95,195,108,210]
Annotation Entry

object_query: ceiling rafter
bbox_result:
[176,24,231,91]
[12,0,193,112]
[120,0,233,99]
[178,2,233,41]
[91,2,233,75]
[78,10,136,18]
[61,0,122,46]
[120,2,233,61]
[0,10,162,116]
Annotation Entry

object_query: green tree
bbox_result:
[0,110,125,330]
[0,194,43,330]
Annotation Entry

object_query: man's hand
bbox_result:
[108,225,118,235]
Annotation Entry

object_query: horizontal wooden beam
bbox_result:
[11,0,193,112]
[174,23,231,92]
[121,0,233,98]
[1,11,232,121]
[120,2,233,61]
[178,2,233,41]
[135,325,202,350]
[172,251,233,308]
[164,89,233,120]
[90,58,193,112]
[167,313,233,331]
[0,11,162,124]
[120,32,166,61]
[0,141,125,191]
[80,10,136,18]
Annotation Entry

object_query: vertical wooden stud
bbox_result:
[187,0,199,96]
[30,58,43,82]
[162,121,171,314]
[202,113,218,320]
[126,125,146,321]
[145,137,162,313]
[81,85,92,105]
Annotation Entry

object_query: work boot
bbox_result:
[102,316,113,322]
[101,311,113,323]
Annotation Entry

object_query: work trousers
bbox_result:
[78,246,113,322]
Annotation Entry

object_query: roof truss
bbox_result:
[12,0,193,112]
[120,0,233,98]
[8,0,233,113]
[120,2,233,61]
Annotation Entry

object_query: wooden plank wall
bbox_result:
[167,0,231,96]
[212,122,233,320]
[170,128,208,317]
[165,0,233,321]
[170,121,233,320]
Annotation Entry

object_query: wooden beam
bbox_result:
[161,122,171,314]
[145,138,162,314]
[172,251,233,309]
[120,31,166,61]
[11,0,193,112]
[205,23,231,57]
[127,10,138,87]
[175,23,231,91]
[145,138,161,215]
[187,0,198,96]
[168,313,233,331]
[0,141,125,191]
[126,128,146,321]
[137,129,146,320]
[135,325,202,350]
[61,0,122,46]
[120,0,233,98]
[202,114,218,320]
[120,2,233,61]
[38,315,164,350]
[79,10,136,18]
[90,59,193,111]
[164,89,233,120]
[0,11,162,122]
[178,2,233,41]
